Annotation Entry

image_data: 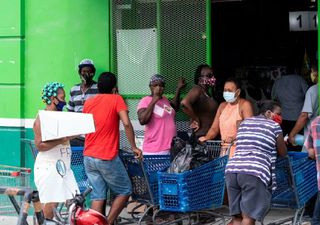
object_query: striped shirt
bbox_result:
[66,82,99,113]
[225,115,282,190]
[304,116,320,191]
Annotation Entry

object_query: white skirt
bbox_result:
[34,159,79,203]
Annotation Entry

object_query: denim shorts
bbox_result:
[226,173,271,221]
[84,156,132,200]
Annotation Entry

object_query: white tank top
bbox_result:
[35,141,72,168]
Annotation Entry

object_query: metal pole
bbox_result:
[156,0,161,74]
[206,0,212,66]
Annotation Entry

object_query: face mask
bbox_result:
[80,73,94,84]
[55,98,66,111]
[223,91,237,103]
[310,71,317,83]
[272,114,282,124]
[198,77,216,87]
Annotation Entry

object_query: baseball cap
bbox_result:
[78,59,95,69]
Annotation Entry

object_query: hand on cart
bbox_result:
[132,147,143,160]
[190,120,200,132]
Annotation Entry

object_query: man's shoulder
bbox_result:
[186,85,203,97]
[307,84,318,92]
[287,74,307,82]
[85,93,101,103]
[70,83,81,90]
[190,85,202,91]
[304,84,318,99]
[91,81,98,88]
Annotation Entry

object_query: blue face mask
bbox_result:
[223,91,237,103]
[55,98,66,111]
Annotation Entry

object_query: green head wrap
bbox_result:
[41,82,64,104]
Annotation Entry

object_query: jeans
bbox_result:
[312,191,320,225]
[84,156,132,200]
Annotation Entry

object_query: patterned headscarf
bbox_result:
[149,74,166,85]
[41,82,64,104]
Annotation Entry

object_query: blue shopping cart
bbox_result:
[263,152,318,225]
[119,150,171,224]
[120,141,231,225]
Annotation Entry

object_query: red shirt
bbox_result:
[83,94,128,160]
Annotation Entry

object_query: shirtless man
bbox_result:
[181,64,219,138]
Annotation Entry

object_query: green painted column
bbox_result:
[0,0,112,168]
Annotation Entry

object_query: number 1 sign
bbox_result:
[289,11,318,31]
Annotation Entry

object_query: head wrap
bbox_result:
[149,74,165,85]
[41,82,64,104]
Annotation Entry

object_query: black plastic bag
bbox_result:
[190,143,213,169]
[167,144,193,173]
[168,130,215,173]
[170,136,186,162]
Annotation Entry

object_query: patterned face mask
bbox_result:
[198,77,216,87]
[80,73,94,85]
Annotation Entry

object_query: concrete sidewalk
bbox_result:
[0,207,310,224]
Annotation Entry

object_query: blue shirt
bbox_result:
[225,116,283,190]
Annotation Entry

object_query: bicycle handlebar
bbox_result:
[81,186,92,198]
[67,186,92,209]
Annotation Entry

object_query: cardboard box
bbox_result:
[38,110,95,141]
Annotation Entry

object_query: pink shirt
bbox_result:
[137,96,176,154]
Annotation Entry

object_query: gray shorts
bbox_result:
[225,173,271,221]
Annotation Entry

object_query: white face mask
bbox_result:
[223,91,237,103]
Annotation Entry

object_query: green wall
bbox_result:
[24,0,111,118]
[0,0,111,167]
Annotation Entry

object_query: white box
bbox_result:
[38,110,95,141]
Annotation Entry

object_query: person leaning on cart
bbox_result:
[199,77,253,157]
[33,82,80,220]
[224,100,287,225]
[82,72,142,225]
